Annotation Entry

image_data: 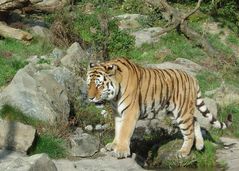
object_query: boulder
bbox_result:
[115,14,147,30]
[0,152,57,171]
[0,63,70,123]
[61,42,89,72]
[205,84,239,106]
[0,119,36,152]
[131,27,164,47]
[147,58,203,76]
[69,132,100,157]
[33,0,69,12]
[31,26,52,41]
[149,139,196,168]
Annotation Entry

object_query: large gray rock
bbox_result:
[69,132,100,157]
[131,27,164,47]
[54,153,144,171]
[33,0,69,12]
[0,119,36,153]
[0,63,70,123]
[31,26,52,41]
[147,58,203,76]
[61,42,89,72]
[0,152,57,171]
[205,84,239,106]
[216,137,239,171]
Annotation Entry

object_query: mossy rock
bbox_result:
[150,139,196,168]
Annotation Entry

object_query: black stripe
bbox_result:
[119,94,129,106]
[201,108,210,117]
[181,122,194,131]
[210,117,217,124]
[155,70,163,104]
[178,117,191,125]
[197,101,205,108]
[175,109,182,120]
[120,104,131,115]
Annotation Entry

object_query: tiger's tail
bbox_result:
[195,88,232,129]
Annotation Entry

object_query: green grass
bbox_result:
[0,38,53,87]
[0,38,53,59]
[217,104,239,138]
[76,104,105,127]
[0,58,26,86]
[195,141,217,168]
[0,104,43,127]
[123,31,207,64]
[29,134,67,159]
[208,34,234,55]
[196,70,221,94]
[226,33,239,46]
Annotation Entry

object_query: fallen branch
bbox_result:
[144,0,236,63]
[0,21,32,41]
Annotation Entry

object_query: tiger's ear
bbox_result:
[107,64,118,76]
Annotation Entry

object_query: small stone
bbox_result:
[102,124,109,130]
[100,147,107,153]
[95,124,103,131]
[101,110,108,117]
[74,127,83,135]
[85,125,93,132]
[52,48,65,59]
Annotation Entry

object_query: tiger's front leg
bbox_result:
[112,107,140,158]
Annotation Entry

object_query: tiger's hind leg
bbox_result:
[177,113,195,157]
[194,119,204,151]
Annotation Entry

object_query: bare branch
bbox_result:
[182,0,203,22]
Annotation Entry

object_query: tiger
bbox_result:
[86,57,232,158]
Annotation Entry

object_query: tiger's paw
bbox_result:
[112,145,130,159]
[177,149,190,158]
[105,142,117,151]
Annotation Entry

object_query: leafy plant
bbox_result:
[29,134,67,159]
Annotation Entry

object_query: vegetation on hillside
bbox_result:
[0,0,238,168]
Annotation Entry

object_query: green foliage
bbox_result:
[122,0,149,14]
[0,38,53,87]
[208,34,233,55]
[76,104,104,127]
[0,105,42,127]
[29,134,67,159]
[0,57,26,86]
[0,38,53,59]
[196,70,221,94]
[218,104,239,138]
[202,0,239,33]
[195,141,217,168]
[226,33,239,46]
[159,31,206,62]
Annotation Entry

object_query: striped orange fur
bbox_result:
[87,58,232,158]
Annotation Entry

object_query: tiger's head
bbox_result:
[86,62,121,106]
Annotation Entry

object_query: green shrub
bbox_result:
[76,104,104,127]
[29,134,67,159]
